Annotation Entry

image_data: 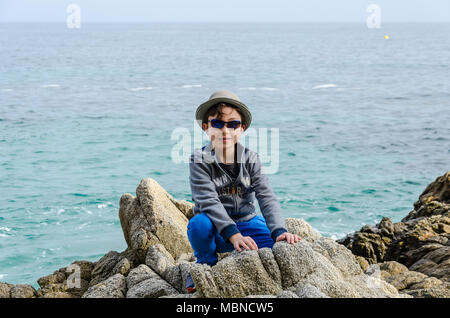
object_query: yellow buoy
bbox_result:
[384,35,390,40]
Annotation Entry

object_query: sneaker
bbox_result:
[185,273,196,294]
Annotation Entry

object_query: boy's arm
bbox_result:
[249,153,287,241]
[189,156,240,242]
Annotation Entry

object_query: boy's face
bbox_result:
[202,106,246,151]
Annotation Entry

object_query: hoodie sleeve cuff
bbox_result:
[271,228,288,241]
[220,224,240,242]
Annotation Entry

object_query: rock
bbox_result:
[383,270,428,291]
[409,259,439,275]
[42,292,74,298]
[144,244,193,292]
[10,284,37,298]
[176,253,196,264]
[355,256,369,272]
[126,264,159,289]
[191,249,282,298]
[145,244,175,275]
[379,261,409,278]
[175,262,195,293]
[285,218,322,242]
[190,240,403,298]
[82,273,127,298]
[170,198,195,220]
[411,172,450,213]
[409,277,443,290]
[337,232,387,264]
[258,248,282,286]
[119,178,193,262]
[125,263,184,298]
[89,248,139,287]
[312,237,363,277]
[405,285,450,298]
[160,293,198,298]
[277,290,299,298]
[126,276,178,298]
[295,283,329,298]
[0,282,14,298]
[112,258,131,277]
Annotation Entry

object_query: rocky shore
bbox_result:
[1,172,449,298]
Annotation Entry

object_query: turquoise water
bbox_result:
[1,23,449,288]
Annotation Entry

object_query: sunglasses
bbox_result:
[208,119,242,129]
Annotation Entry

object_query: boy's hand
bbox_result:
[229,233,258,252]
[276,232,301,244]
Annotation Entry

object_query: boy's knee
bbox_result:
[188,213,214,239]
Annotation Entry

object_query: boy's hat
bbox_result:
[196,90,252,131]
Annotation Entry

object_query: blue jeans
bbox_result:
[187,213,275,266]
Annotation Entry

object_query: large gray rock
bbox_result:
[0,282,14,298]
[82,273,127,298]
[145,244,175,275]
[190,248,282,298]
[144,243,193,293]
[119,178,193,262]
[126,276,178,298]
[9,284,37,298]
[126,264,160,289]
[190,239,405,298]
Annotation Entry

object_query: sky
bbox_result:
[0,0,449,23]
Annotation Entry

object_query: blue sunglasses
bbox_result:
[208,119,242,129]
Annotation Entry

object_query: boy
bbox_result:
[186,90,300,293]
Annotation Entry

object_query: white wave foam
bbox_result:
[182,84,202,88]
[0,234,9,238]
[0,227,11,232]
[129,86,154,91]
[41,84,60,88]
[0,274,7,279]
[77,223,89,230]
[2,88,13,92]
[312,84,337,89]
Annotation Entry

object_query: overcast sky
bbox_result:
[1,0,449,23]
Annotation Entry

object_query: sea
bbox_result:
[0,23,449,288]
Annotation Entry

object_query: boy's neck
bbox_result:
[214,143,237,164]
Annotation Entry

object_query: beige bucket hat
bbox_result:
[195,90,252,131]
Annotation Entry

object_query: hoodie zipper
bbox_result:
[215,163,239,215]
[213,148,242,216]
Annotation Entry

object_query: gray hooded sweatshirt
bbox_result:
[189,141,287,242]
